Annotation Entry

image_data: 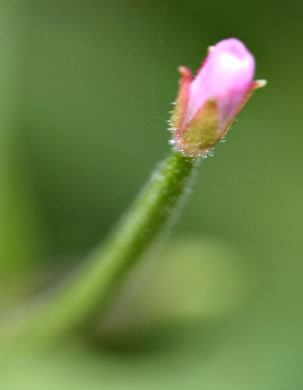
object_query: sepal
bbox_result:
[176,99,219,157]
[221,79,267,138]
[170,66,191,132]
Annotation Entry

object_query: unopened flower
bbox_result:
[170,38,266,157]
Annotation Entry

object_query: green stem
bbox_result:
[1,150,198,346]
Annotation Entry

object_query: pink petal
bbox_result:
[185,38,255,132]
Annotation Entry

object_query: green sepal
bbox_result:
[177,99,219,157]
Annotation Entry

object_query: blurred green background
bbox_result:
[1,0,303,388]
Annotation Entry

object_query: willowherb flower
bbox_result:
[170,38,266,157]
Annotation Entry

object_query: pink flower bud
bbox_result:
[170,38,266,157]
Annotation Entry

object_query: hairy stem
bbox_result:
[1,150,198,346]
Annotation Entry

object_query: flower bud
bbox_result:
[170,38,266,157]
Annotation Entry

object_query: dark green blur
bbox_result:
[0,0,303,388]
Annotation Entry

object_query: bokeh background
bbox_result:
[1,0,303,388]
